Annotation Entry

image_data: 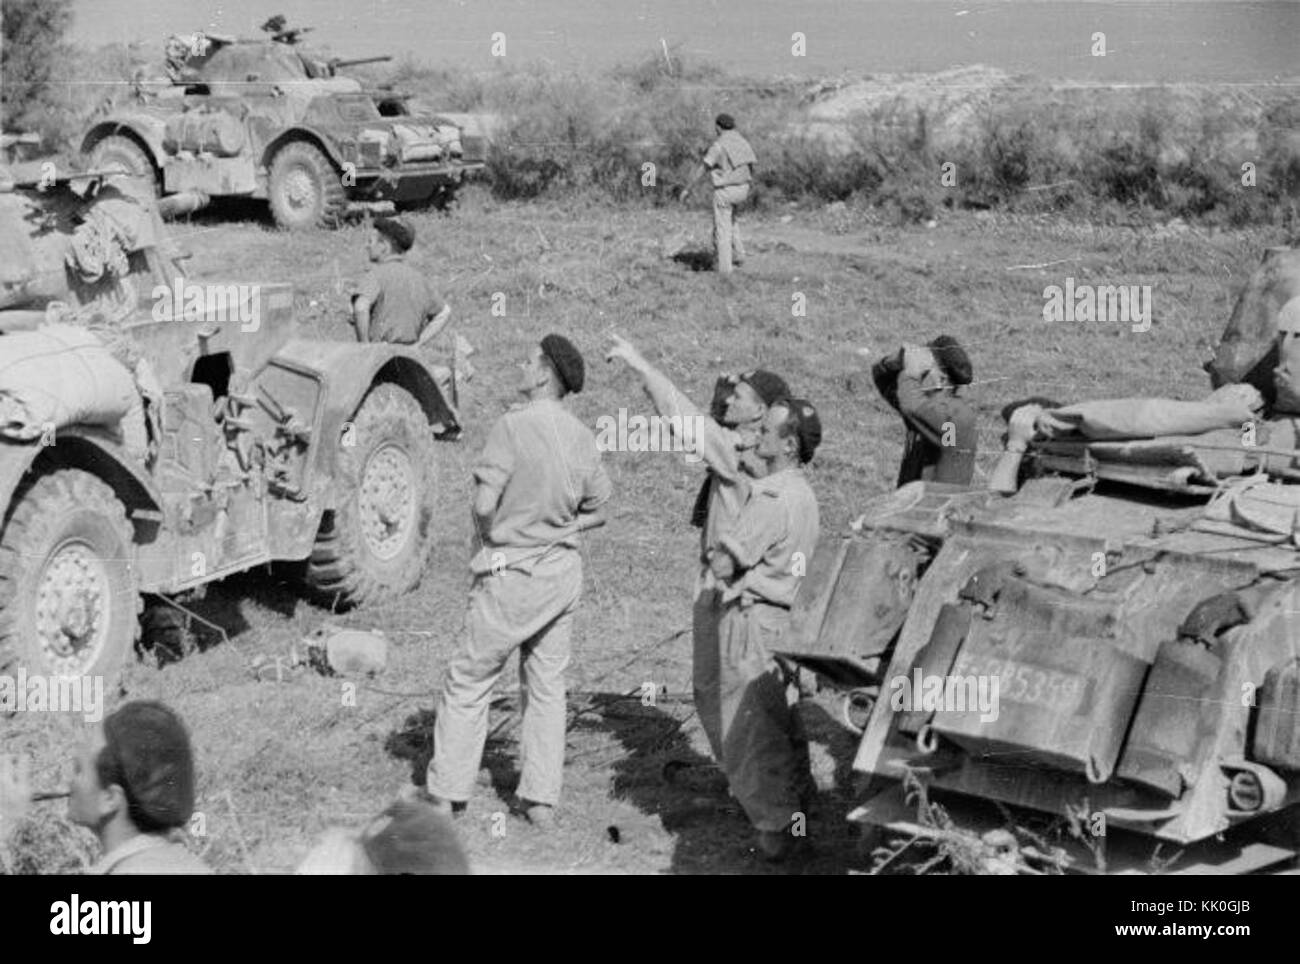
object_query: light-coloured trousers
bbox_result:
[427,551,582,806]
[717,600,808,832]
[712,184,750,275]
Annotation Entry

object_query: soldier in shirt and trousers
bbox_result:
[424,334,612,829]
[352,216,459,419]
[680,113,757,276]
[708,397,822,861]
[872,335,977,486]
[606,335,788,773]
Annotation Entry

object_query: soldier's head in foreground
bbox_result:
[520,333,585,400]
[757,397,822,470]
[69,700,196,838]
[715,112,736,133]
[367,215,416,262]
[297,799,470,875]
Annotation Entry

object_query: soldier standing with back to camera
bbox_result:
[679,113,757,276]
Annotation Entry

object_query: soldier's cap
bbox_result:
[541,333,585,394]
[926,334,973,386]
[715,113,736,130]
[98,701,196,832]
[360,800,470,875]
[734,369,789,407]
[373,216,415,253]
[777,396,822,464]
[1278,296,1300,336]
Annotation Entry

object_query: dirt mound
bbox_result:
[794,65,1020,153]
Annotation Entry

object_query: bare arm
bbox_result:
[351,296,372,342]
[606,333,741,481]
[415,304,452,347]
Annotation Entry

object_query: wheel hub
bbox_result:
[35,542,111,674]
[359,444,416,561]
[283,167,318,211]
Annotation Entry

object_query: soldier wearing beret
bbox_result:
[872,334,977,487]
[67,701,211,874]
[606,334,788,772]
[706,397,822,860]
[679,113,757,276]
[424,334,612,828]
[352,216,459,416]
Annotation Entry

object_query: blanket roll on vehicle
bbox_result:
[1042,383,1264,440]
[0,324,139,440]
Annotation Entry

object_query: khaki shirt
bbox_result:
[716,467,820,608]
[90,833,212,875]
[703,130,757,188]
[356,255,447,344]
[472,397,612,573]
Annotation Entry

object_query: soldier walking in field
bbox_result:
[679,113,757,276]
[422,334,611,828]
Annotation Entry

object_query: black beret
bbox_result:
[373,216,415,253]
[927,334,973,386]
[541,333,585,394]
[736,369,789,407]
[781,397,822,463]
[715,113,736,130]
[99,701,196,832]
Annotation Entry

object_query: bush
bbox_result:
[1,0,73,140]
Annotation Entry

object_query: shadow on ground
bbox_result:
[600,693,870,875]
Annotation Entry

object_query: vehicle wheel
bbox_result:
[86,134,159,195]
[0,470,139,687]
[268,140,347,230]
[305,383,434,608]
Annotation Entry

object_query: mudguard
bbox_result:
[260,127,348,172]
[269,338,455,508]
[0,428,164,534]
[81,114,169,169]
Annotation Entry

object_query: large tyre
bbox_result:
[305,383,434,608]
[0,470,139,686]
[267,140,347,230]
[87,134,159,195]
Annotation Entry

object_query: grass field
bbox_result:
[2,185,1294,874]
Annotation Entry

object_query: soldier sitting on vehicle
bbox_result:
[351,216,458,415]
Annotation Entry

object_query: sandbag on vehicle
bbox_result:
[0,323,139,440]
